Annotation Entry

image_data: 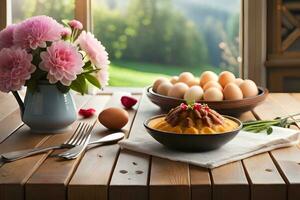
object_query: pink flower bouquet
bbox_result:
[0,15,110,94]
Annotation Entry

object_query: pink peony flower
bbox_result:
[14,15,64,49]
[97,65,109,87]
[0,48,36,92]
[75,31,110,86]
[61,27,71,37]
[39,41,84,86]
[0,25,16,50]
[68,20,83,30]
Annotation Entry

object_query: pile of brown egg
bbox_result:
[152,71,258,102]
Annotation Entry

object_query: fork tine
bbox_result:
[59,124,93,158]
[79,124,92,145]
[71,123,89,146]
[69,123,87,145]
[64,123,83,144]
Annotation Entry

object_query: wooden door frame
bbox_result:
[242,0,267,87]
[0,0,11,30]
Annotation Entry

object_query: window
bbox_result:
[7,0,243,87]
[12,0,74,23]
[92,0,241,86]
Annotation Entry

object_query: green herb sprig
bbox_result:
[242,113,300,134]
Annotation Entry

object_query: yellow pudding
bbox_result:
[149,116,238,134]
[148,103,239,134]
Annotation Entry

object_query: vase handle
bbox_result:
[12,91,25,120]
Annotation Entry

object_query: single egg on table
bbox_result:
[218,71,236,88]
[153,77,168,92]
[187,78,200,87]
[239,79,258,98]
[168,82,189,99]
[223,83,243,100]
[178,72,194,84]
[170,76,179,84]
[98,107,129,130]
[234,78,244,86]
[203,87,224,101]
[184,85,204,102]
[203,80,223,91]
[199,71,218,87]
[157,81,173,96]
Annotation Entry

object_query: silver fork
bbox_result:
[1,122,91,162]
[56,124,94,159]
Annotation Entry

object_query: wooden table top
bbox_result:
[1,89,300,200]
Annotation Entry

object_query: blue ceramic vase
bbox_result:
[13,82,77,133]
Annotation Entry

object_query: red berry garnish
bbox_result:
[204,105,210,112]
[180,103,188,111]
[193,103,202,111]
[121,96,138,109]
[79,108,96,118]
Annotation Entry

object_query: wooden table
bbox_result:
[1,89,300,200]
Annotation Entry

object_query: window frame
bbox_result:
[1,0,267,86]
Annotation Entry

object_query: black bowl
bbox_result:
[144,115,242,152]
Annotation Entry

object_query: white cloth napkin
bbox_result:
[119,126,299,168]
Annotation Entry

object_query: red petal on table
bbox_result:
[79,108,96,118]
[121,96,138,109]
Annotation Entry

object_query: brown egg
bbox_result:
[218,71,236,87]
[170,76,179,84]
[157,81,173,96]
[203,81,223,91]
[168,82,189,99]
[223,83,243,100]
[184,85,204,102]
[239,79,258,98]
[98,107,129,130]
[199,71,218,87]
[234,78,244,86]
[187,78,200,87]
[178,72,194,84]
[203,87,223,101]
[153,77,168,92]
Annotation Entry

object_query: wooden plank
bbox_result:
[0,93,19,121]
[100,87,143,95]
[109,93,161,200]
[0,95,90,200]
[109,150,149,200]
[271,146,300,200]
[212,161,249,200]
[245,94,291,200]
[209,112,253,200]
[0,126,50,200]
[0,109,22,143]
[243,153,286,200]
[189,165,211,200]
[149,157,190,200]
[265,93,300,200]
[68,93,141,200]
[25,95,110,200]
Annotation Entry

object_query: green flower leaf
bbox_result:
[267,127,273,135]
[70,74,87,95]
[84,73,101,89]
[62,19,70,27]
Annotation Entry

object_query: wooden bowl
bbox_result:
[146,86,268,116]
[144,115,242,152]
